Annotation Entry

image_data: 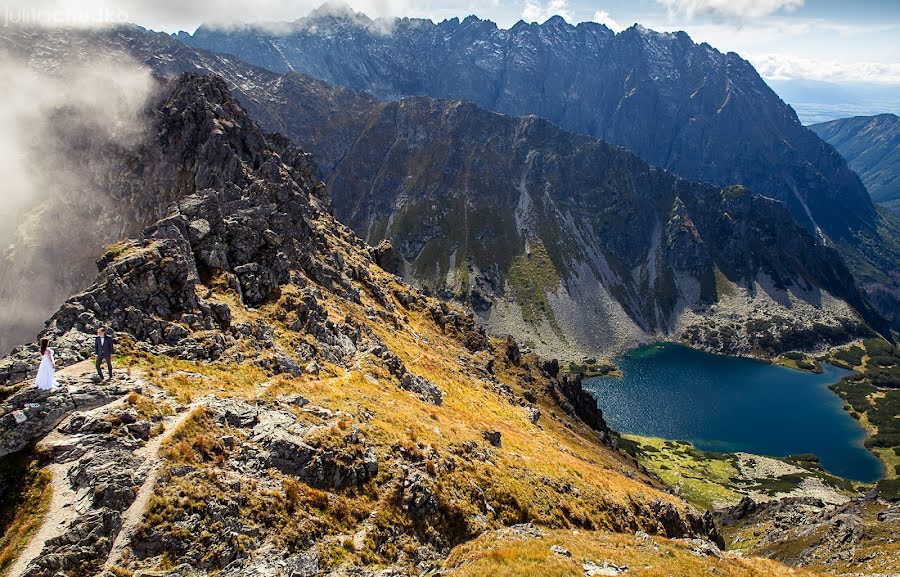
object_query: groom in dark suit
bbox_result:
[95,326,115,381]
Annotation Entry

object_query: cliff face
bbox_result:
[177,12,900,326]
[0,26,885,359]
[319,98,881,357]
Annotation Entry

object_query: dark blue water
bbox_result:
[584,343,883,482]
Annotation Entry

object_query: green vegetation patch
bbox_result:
[507,239,562,328]
[832,345,865,368]
[826,338,900,483]
[567,358,619,378]
[621,435,741,510]
[775,352,821,373]
[623,435,859,510]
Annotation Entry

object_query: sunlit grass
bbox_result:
[444,528,821,577]
[0,461,52,576]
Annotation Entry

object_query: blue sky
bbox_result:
[427,0,900,87]
[5,0,899,119]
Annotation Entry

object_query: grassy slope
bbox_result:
[620,436,742,510]
[0,454,52,576]
[620,436,856,512]
[103,246,831,574]
[443,528,819,577]
[114,255,716,572]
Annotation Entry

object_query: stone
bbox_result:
[399,374,443,406]
[678,538,723,559]
[119,409,138,424]
[878,504,900,523]
[126,420,151,440]
[288,548,319,577]
[550,545,571,557]
[583,561,628,576]
[401,467,436,515]
[482,430,502,447]
[504,335,521,365]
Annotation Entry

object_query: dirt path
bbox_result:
[6,462,78,577]
[6,389,131,577]
[104,402,203,568]
[5,364,193,577]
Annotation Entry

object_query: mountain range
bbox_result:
[176,6,900,317]
[0,25,887,360]
[0,64,809,577]
[811,114,900,214]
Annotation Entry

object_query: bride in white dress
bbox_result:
[35,337,60,391]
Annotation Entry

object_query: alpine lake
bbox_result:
[584,343,883,483]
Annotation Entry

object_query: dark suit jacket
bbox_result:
[95,336,115,357]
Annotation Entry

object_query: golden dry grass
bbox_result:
[126,260,830,574]
[0,465,52,576]
[443,528,822,577]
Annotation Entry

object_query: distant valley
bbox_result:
[811,113,900,214]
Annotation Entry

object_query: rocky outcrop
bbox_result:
[27,73,363,364]
[0,373,143,458]
[715,492,900,570]
[548,371,612,442]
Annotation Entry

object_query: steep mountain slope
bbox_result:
[176,8,900,326]
[0,26,886,360]
[0,70,821,577]
[811,114,900,214]
[320,97,883,358]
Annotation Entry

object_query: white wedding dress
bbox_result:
[35,348,59,390]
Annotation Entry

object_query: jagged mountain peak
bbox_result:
[178,11,900,329]
[176,13,878,234]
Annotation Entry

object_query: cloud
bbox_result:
[592,9,622,33]
[522,0,572,23]
[0,49,155,351]
[657,0,804,23]
[750,53,900,84]
[0,52,153,222]
[0,0,417,31]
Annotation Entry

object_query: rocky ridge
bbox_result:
[717,493,900,574]
[811,114,900,214]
